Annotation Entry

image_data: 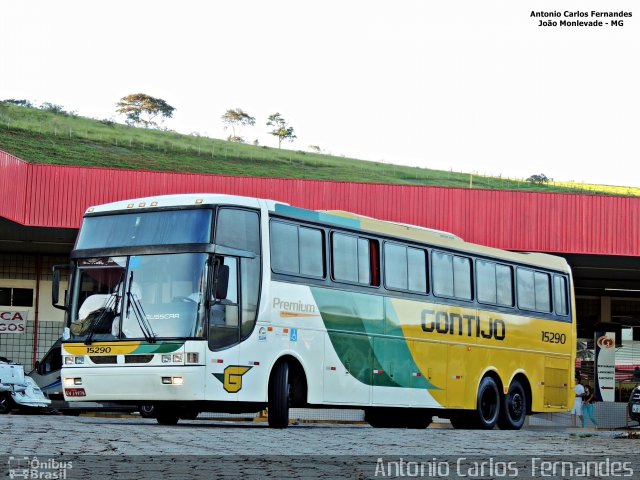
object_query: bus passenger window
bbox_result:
[385,243,408,290]
[517,268,535,310]
[331,233,377,286]
[534,272,551,312]
[477,260,513,306]
[453,256,472,300]
[270,220,324,278]
[433,251,471,300]
[553,275,569,315]
[384,243,427,293]
[517,268,551,312]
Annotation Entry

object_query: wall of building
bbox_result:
[0,253,68,368]
[3,150,640,256]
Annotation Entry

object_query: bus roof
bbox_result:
[84,193,285,214]
[321,210,571,273]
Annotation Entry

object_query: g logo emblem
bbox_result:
[214,365,252,393]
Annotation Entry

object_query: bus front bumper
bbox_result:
[61,366,205,402]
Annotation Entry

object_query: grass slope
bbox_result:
[0,103,637,196]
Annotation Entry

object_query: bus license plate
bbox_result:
[65,388,86,397]
[633,404,640,413]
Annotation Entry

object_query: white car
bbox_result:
[0,357,50,414]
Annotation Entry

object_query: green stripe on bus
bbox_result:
[274,204,361,229]
[311,288,439,390]
[133,342,184,354]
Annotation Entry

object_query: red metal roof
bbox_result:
[2,150,639,256]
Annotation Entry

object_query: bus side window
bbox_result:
[209,257,240,351]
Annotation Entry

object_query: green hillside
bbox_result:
[1,102,637,196]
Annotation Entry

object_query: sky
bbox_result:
[1,0,639,186]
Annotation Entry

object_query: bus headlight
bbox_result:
[64,356,84,365]
[161,377,184,385]
[63,377,82,386]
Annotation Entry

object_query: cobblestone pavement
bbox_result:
[2,414,638,478]
[2,414,637,456]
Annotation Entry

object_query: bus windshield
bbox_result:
[70,253,208,341]
[75,209,212,249]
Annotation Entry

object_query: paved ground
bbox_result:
[2,414,639,479]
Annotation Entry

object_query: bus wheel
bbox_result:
[407,413,432,429]
[473,377,500,429]
[497,379,527,430]
[268,361,290,429]
[156,408,180,425]
[139,404,156,418]
[365,408,393,428]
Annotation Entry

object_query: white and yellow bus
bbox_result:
[55,193,576,429]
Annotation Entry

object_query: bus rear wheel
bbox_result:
[471,376,500,429]
[497,379,527,430]
[268,361,290,428]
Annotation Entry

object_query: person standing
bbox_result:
[582,385,597,427]
[571,373,585,426]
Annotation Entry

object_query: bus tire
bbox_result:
[497,379,527,430]
[180,408,199,420]
[365,408,394,428]
[268,361,290,429]
[407,413,432,429]
[472,376,500,429]
[139,404,156,418]
[156,408,180,425]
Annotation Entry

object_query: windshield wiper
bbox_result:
[126,272,156,343]
[84,294,117,345]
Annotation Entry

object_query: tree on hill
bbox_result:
[266,113,296,148]
[116,93,175,128]
[221,108,255,143]
[526,173,550,184]
[1,99,34,107]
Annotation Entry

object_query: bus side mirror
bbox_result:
[52,264,69,311]
[216,265,229,300]
[34,360,41,374]
[52,269,60,304]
